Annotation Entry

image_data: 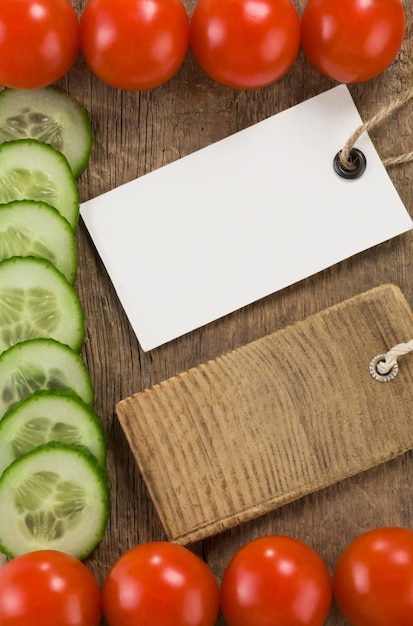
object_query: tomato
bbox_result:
[333,526,413,626]
[189,0,300,89]
[0,0,80,89]
[0,550,101,626]
[80,0,189,90]
[220,535,332,626]
[101,541,220,626]
[300,0,406,83]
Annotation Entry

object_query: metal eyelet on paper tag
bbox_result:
[369,354,399,382]
[334,148,367,180]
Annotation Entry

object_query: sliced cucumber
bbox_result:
[0,139,80,230]
[0,442,110,559]
[0,86,93,178]
[0,200,78,283]
[0,389,106,475]
[0,256,85,355]
[0,338,94,420]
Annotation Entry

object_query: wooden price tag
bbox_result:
[117,284,413,545]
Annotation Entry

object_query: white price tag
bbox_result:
[81,85,413,351]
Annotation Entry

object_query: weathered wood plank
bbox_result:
[1,2,412,625]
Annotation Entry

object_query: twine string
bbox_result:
[376,339,413,375]
[343,86,413,378]
[340,85,413,171]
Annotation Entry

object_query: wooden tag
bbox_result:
[116,285,413,545]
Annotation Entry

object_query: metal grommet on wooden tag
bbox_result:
[369,354,399,382]
[369,338,413,382]
[334,148,367,180]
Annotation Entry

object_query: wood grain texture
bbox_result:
[1,1,412,624]
[117,285,413,544]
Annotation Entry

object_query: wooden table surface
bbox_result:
[2,1,412,624]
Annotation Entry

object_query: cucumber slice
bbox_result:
[0,200,78,283]
[0,442,110,559]
[0,139,80,230]
[0,86,93,178]
[0,338,94,419]
[0,390,106,475]
[0,256,85,355]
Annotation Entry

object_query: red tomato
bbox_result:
[102,541,220,626]
[80,0,189,90]
[220,535,332,626]
[0,550,101,626]
[0,0,80,89]
[333,526,413,626]
[300,0,406,83]
[189,0,300,89]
